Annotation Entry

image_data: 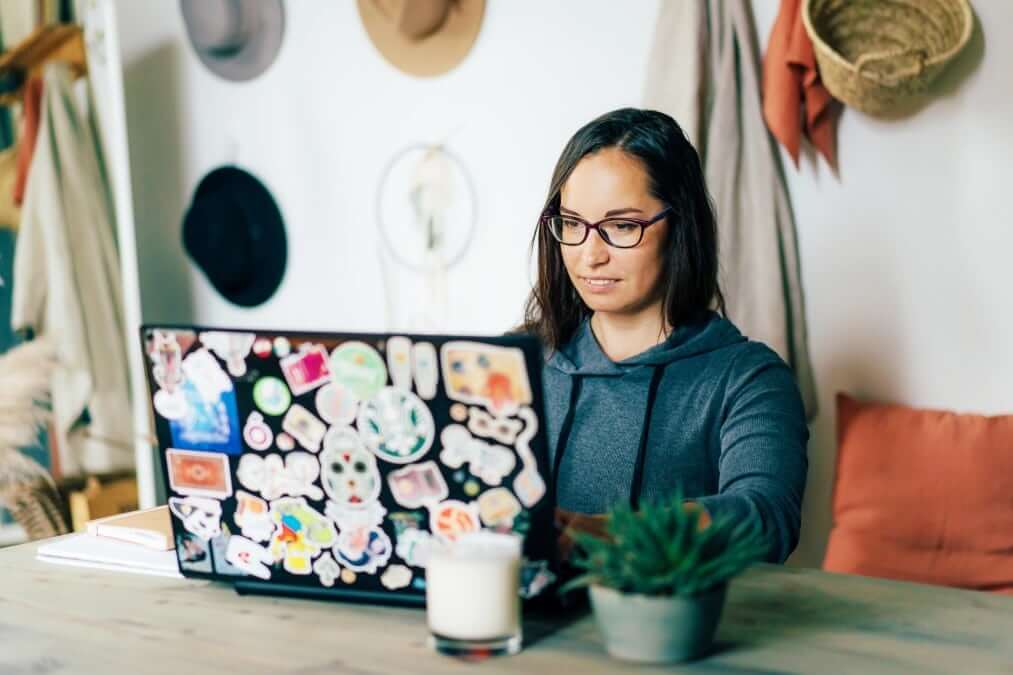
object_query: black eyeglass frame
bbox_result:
[541,206,672,248]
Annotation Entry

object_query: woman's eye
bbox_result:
[614,221,638,231]
[562,218,583,230]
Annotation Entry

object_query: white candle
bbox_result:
[426,532,522,642]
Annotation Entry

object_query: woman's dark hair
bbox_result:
[521,107,725,349]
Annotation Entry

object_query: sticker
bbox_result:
[243,412,273,451]
[274,337,291,357]
[169,349,242,454]
[253,338,272,358]
[315,382,358,426]
[210,529,245,577]
[412,577,426,591]
[199,331,255,377]
[234,490,274,542]
[449,403,468,423]
[280,343,332,395]
[148,330,185,392]
[166,449,232,498]
[439,425,516,486]
[380,564,412,590]
[340,568,357,584]
[225,535,274,580]
[467,407,523,445]
[440,341,533,416]
[329,341,387,401]
[177,532,212,573]
[477,487,522,528]
[281,404,326,452]
[314,552,341,587]
[388,511,424,536]
[153,389,187,421]
[395,527,434,568]
[253,376,292,416]
[169,495,222,540]
[520,560,557,599]
[236,452,324,501]
[452,471,465,483]
[463,480,479,497]
[386,336,412,391]
[320,428,382,509]
[357,387,435,464]
[387,461,448,508]
[429,500,480,544]
[513,406,546,508]
[411,342,438,400]
[326,500,387,531]
[269,497,338,575]
[335,526,392,574]
[276,433,295,451]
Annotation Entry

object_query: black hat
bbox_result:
[182,166,287,307]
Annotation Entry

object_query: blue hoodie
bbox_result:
[543,312,809,563]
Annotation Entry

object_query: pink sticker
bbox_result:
[280,344,331,395]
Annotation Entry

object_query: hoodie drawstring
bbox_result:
[552,365,669,511]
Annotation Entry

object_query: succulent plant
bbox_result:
[560,491,769,597]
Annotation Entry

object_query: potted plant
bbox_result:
[559,492,768,664]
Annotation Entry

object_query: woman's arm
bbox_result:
[694,347,810,563]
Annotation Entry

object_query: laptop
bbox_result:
[140,325,558,605]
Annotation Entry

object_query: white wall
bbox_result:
[115,1,1013,567]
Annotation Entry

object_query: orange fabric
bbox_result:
[762,0,840,170]
[824,393,1013,595]
[14,76,44,206]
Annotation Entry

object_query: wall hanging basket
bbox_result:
[802,0,973,115]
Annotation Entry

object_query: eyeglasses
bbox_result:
[542,206,672,249]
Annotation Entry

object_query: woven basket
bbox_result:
[803,0,973,115]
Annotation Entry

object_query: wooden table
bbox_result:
[3,540,1013,674]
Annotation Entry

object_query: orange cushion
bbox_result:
[823,393,1013,594]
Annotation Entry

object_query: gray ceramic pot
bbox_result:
[588,583,728,664]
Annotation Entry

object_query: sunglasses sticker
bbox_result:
[466,406,523,445]
[429,499,480,545]
[380,564,412,591]
[512,406,546,508]
[280,343,332,396]
[357,387,435,464]
[242,412,273,451]
[477,487,522,529]
[387,461,448,509]
[386,336,412,391]
[329,341,387,401]
[320,428,382,511]
[199,331,255,377]
[314,551,341,587]
[281,404,326,452]
[177,532,212,573]
[269,497,337,576]
[234,490,274,542]
[439,425,516,486]
[314,382,358,426]
[411,342,439,400]
[252,376,292,417]
[168,495,222,541]
[166,448,233,499]
[225,535,274,580]
[440,342,533,417]
[236,452,323,501]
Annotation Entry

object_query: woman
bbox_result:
[523,108,808,563]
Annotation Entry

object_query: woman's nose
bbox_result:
[581,228,610,265]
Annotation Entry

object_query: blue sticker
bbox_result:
[169,379,242,454]
[412,576,426,590]
[210,534,244,576]
[177,533,212,573]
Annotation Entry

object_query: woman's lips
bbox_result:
[580,277,620,293]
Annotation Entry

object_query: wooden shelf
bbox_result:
[0,23,86,106]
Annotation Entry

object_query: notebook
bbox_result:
[139,326,558,605]
[86,505,173,551]
[36,533,182,578]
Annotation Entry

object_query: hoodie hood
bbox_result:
[546,311,746,376]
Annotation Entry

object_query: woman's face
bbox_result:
[558,147,668,318]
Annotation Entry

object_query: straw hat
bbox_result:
[357,0,486,77]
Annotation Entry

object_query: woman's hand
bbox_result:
[555,501,711,562]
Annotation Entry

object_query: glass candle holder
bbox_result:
[425,531,522,657]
